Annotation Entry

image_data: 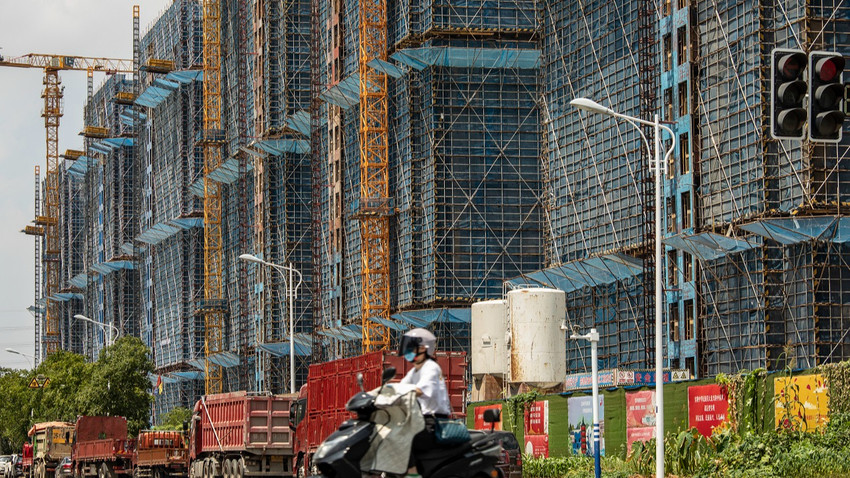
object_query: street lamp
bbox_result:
[5,348,34,369]
[569,328,601,478]
[239,253,303,393]
[73,314,119,348]
[571,97,676,478]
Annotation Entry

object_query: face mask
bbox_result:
[404,350,417,362]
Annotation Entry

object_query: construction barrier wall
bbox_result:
[467,368,831,459]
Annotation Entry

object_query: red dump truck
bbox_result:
[134,431,188,478]
[28,421,75,478]
[20,444,33,478]
[289,351,468,478]
[188,391,296,478]
[72,416,136,478]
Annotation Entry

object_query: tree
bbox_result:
[0,368,30,454]
[153,407,192,431]
[77,336,154,436]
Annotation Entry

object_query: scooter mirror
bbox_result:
[381,367,396,385]
[482,408,501,423]
[357,372,365,391]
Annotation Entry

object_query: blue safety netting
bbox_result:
[368,58,405,78]
[149,373,179,386]
[188,351,241,370]
[739,216,850,245]
[321,74,361,109]
[90,260,136,275]
[388,308,471,330]
[49,292,84,302]
[136,218,203,245]
[663,232,760,261]
[208,155,255,185]
[391,47,541,70]
[69,273,88,289]
[257,334,313,357]
[507,253,643,293]
[316,324,363,341]
[255,138,310,155]
[67,156,96,177]
[170,371,204,381]
[135,70,202,108]
[286,110,312,136]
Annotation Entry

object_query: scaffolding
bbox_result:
[80,74,140,358]
[136,0,205,418]
[536,0,850,379]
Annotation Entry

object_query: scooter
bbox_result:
[312,368,503,478]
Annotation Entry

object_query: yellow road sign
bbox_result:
[28,377,40,388]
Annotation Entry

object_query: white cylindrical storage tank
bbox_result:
[471,299,508,377]
[508,288,566,387]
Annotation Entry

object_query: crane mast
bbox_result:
[359,0,391,351]
[200,0,225,394]
[2,52,132,357]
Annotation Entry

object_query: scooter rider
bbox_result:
[398,328,452,452]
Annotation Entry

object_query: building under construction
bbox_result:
[28,0,850,416]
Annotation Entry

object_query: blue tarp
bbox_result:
[286,110,311,136]
[188,351,241,370]
[149,373,179,386]
[390,308,470,329]
[171,371,204,381]
[739,216,850,245]
[321,74,360,109]
[90,260,136,275]
[254,138,309,155]
[49,292,83,302]
[391,47,541,71]
[507,253,643,293]
[257,338,312,357]
[67,156,96,176]
[69,273,88,289]
[208,156,255,185]
[316,324,363,341]
[663,232,759,261]
[368,58,405,78]
[135,70,202,108]
[136,218,203,245]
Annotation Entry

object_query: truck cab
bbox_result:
[289,385,308,478]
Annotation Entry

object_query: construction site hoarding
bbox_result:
[687,384,729,437]
[774,374,829,432]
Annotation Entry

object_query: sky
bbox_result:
[0,0,171,369]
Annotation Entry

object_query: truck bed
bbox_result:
[74,439,136,462]
[197,392,295,455]
[299,351,467,455]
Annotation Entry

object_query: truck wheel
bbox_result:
[233,459,243,478]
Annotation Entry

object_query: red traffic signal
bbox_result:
[809,51,846,142]
[771,49,808,140]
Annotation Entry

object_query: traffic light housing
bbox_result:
[808,51,846,142]
[770,49,808,140]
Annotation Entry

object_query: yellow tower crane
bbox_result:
[0,53,133,357]
[200,0,225,394]
[358,0,391,351]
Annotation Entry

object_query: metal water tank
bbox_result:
[471,299,508,377]
[508,288,566,387]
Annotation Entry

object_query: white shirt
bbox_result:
[400,358,452,416]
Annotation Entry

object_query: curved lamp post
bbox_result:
[239,253,303,393]
[571,97,676,478]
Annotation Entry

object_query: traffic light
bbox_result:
[808,51,846,142]
[770,48,808,140]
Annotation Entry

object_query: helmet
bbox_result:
[399,328,437,359]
